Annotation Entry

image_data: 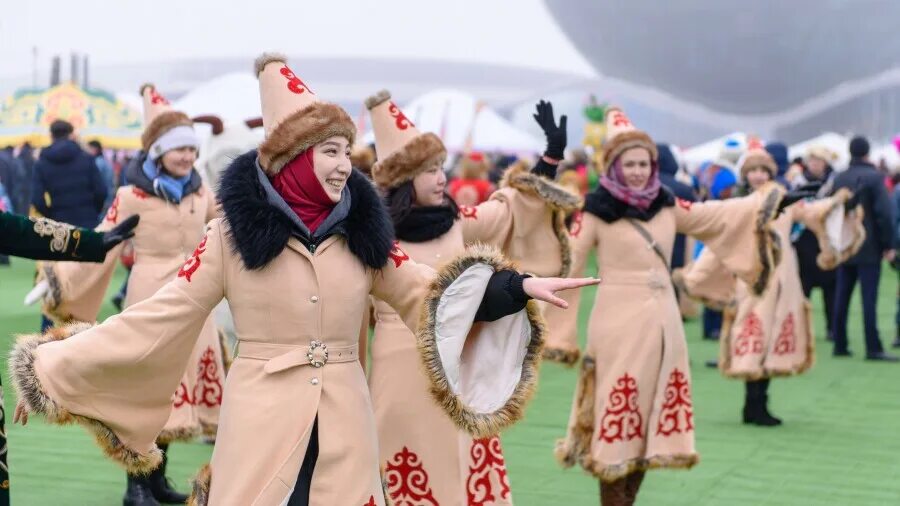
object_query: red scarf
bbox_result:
[270,149,336,234]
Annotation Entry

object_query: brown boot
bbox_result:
[625,471,646,504]
[599,477,630,506]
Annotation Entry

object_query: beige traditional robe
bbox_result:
[370,171,579,506]
[40,183,225,441]
[544,183,785,482]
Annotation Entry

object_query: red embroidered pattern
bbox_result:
[734,312,764,356]
[105,195,120,223]
[459,205,478,219]
[598,373,644,443]
[193,346,223,407]
[384,447,439,506]
[173,381,192,408]
[131,187,148,199]
[676,198,693,211]
[388,102,415,130]
[280,66,313,95]
[363,497,377,506]
[656,368,694,436]
[466,436,511,506]
[388,241,410,268]
[178,235,208,283]
[773,312,797,355]
[149,88,169,105]
[610,111,632,127]
[569,210,584,238]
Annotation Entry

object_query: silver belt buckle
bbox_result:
[307,340,328,368]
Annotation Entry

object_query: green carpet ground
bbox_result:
[1,258,898,505]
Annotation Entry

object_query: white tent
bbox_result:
[363,89,542,154]
[788,132,850,171]
[173,73,262,126]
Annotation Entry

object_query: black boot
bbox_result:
[743,380,782,426]
[124,474,160,506]
[147,444,190,504]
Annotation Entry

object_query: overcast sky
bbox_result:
[0,0,597,80]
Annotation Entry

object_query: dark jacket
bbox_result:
[31,139,108,228]
[0,150,25,213]
[831,159,895,264]
[0,211,106,261]
[657,143,695,268]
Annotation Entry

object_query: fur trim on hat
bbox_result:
[372,132,447,188]
[417,243,544,439]
[253,52,287,76]
[141,111,193,151]
[364,89,391,110]
[739,151,777,180]
[603,130,658,171]
[187,464,212,506]
[499,161,582,277]
[9,322,163,474]
[257,102,356,176]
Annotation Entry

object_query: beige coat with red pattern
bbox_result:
[370,175,578,505]
[544,184,784,482]
[40,183,225,441]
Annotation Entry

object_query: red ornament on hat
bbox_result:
[148,88,169,105]
[388,102,414,130]
[610,110,632,127]
[280,66,313,95]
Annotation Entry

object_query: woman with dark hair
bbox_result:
[365,91,580,504]
[11,54,596,506]
[542,109,802,505]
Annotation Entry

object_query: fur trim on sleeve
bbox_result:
[750,183,784,296]
[416,243,544,438]
[187,464,212,506]
[9,322,163,474]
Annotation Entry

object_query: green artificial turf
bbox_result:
[1,258,898,505]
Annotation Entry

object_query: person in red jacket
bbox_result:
[448,152,496,205]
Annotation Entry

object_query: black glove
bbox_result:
[533,100,567,161]
[102,215,140,253]
[474,270,532,322]
[776,190,816,216]
[794,181,823,194]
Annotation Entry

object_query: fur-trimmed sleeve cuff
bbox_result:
[9,323,163,474]
[417,244,544,438]
[796,188,867,270]
[748,183,784,296]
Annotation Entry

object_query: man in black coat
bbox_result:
[30,120,107,229]
[831,136,898,361]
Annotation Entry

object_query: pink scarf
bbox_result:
[270,149,336,234]
[599,157,661,211]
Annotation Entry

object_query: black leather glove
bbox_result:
[776,190,816,216]
[533,100,567,161]
[102,215,140,253]
[474,271,532,322]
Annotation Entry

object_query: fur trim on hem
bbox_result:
[671,268,733,312]
[372,132,447,189]
[810,189,866,270]
[157,425,202,445]
[554,355,596,467]
[542,346,581,366]
[500,163,582,277]
[750,183,784,296]
[187,464,212,506]
[567,453,699,483]
[9,322,163,474]
[257,102,357,176]
[200,421,218,438]
[417,243,544,438]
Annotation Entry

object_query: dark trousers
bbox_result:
[800,272,836,340]
[287,417,319,506]
[833,263,884,354]
[703,308,722,339]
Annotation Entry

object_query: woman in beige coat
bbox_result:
[676,145,864,426]
[540,108,804,506]
[11,54,597,506]
[37,84,223,505]
[365,93,580,505]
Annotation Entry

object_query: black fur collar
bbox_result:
[395,205,458,243]
[218,150,393,270]
[583,185,675,223]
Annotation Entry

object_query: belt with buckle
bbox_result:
[236,340,359,373]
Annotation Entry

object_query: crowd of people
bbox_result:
[0,51,897,506]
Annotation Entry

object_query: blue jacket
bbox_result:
[831,159,894,264]
[31,140,108,228]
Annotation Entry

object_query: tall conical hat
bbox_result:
[254,53,356,176]
[138,84,192,152]
[601,106,657,171]
[364,89,446,188]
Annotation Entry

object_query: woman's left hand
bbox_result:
[523,276,600,308]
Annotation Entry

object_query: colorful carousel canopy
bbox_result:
[0,82,142,149]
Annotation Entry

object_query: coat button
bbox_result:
[310,295,319,303]
[310,377,319,385]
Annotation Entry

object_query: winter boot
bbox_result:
[123,474,160,506]
[147,444,190,504]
